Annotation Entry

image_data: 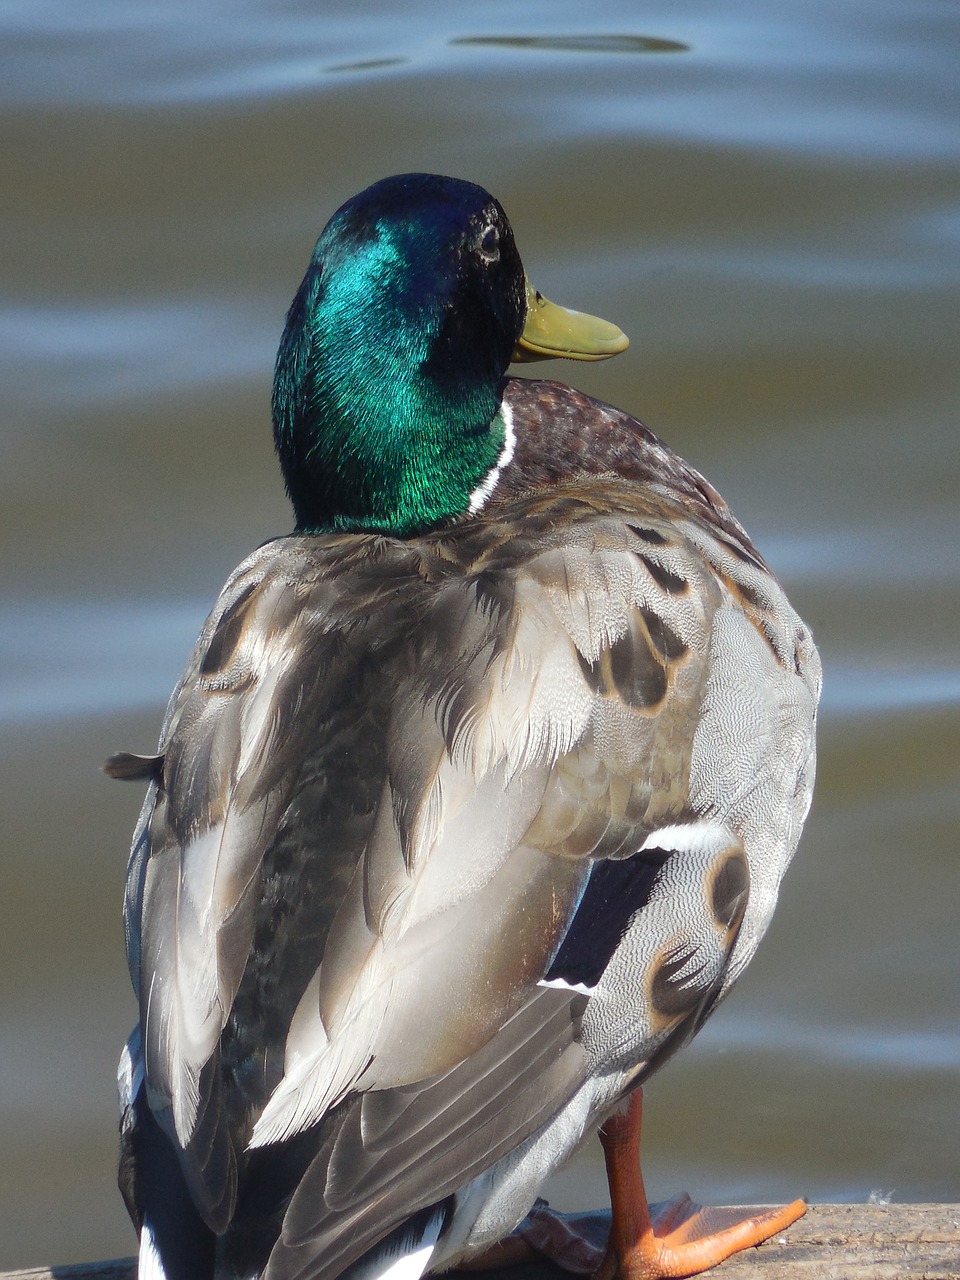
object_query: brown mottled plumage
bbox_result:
[114,176,819,1280]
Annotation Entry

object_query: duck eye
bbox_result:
[479,226,500,263]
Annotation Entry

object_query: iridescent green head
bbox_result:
[272,173,627,536]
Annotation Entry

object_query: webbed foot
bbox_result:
[594,1089,806,1279]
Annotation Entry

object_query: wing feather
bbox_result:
[260,988,588,1280]
[123,479,819,1253]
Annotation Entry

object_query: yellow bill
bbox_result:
[512,277,629,363]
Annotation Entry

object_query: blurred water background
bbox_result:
[2,0,959,1267]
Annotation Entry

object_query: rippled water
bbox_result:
[2,0,959,1268]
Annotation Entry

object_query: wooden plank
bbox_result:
[2,1264,134,1280]
[5,1204,959,1280]
[712,1202,960,1278]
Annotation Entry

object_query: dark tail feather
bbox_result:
[128,1088,217,1280]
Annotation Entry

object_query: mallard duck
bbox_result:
[110,173,820,1280]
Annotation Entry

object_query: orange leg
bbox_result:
[594,1088,806,1280]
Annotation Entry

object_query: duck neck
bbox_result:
[272,259,509,537]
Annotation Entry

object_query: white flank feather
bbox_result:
[138,1223,168,1280]
[346,1204,446,1280]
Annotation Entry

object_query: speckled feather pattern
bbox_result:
[119,378,820,1280]
[494,379,767,561]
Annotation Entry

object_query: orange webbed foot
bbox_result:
[595,1089,806,1280]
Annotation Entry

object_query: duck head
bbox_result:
[273,173,628,536]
